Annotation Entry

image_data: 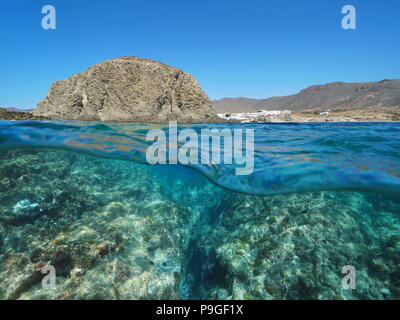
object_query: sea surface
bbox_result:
[0,121,399,300]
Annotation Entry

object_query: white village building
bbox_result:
[217,110,292,122]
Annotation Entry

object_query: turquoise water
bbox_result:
[0,121,399,299]
[2,121,400,195]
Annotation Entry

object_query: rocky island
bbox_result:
[33,57,218,122]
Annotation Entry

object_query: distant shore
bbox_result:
[1,107,399,123]
[292,106,400,122]
[0,109,49,121]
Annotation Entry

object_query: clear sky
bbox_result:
[0,0,399,109]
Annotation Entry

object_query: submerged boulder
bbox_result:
[33,57,217,122]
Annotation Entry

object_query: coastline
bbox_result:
[1,107,399,123]
[0,109,49,121]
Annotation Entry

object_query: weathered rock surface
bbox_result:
[33,57,217,122]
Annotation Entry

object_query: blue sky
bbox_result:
[0,0,399,109]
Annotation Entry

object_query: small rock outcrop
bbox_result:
[33,57,217,122]
[0,108,48,121]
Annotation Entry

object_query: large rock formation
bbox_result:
[33,57,217,122]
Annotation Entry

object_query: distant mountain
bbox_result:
[0,107,34,113]
[213,79,400,113]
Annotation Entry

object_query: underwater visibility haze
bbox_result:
[0,121,399,299]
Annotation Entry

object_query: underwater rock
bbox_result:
[13,200,39,215]
[0,150,399,300]
[0,150,210,299]
[190,192,400,300]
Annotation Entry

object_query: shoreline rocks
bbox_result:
[0,109,48,121]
